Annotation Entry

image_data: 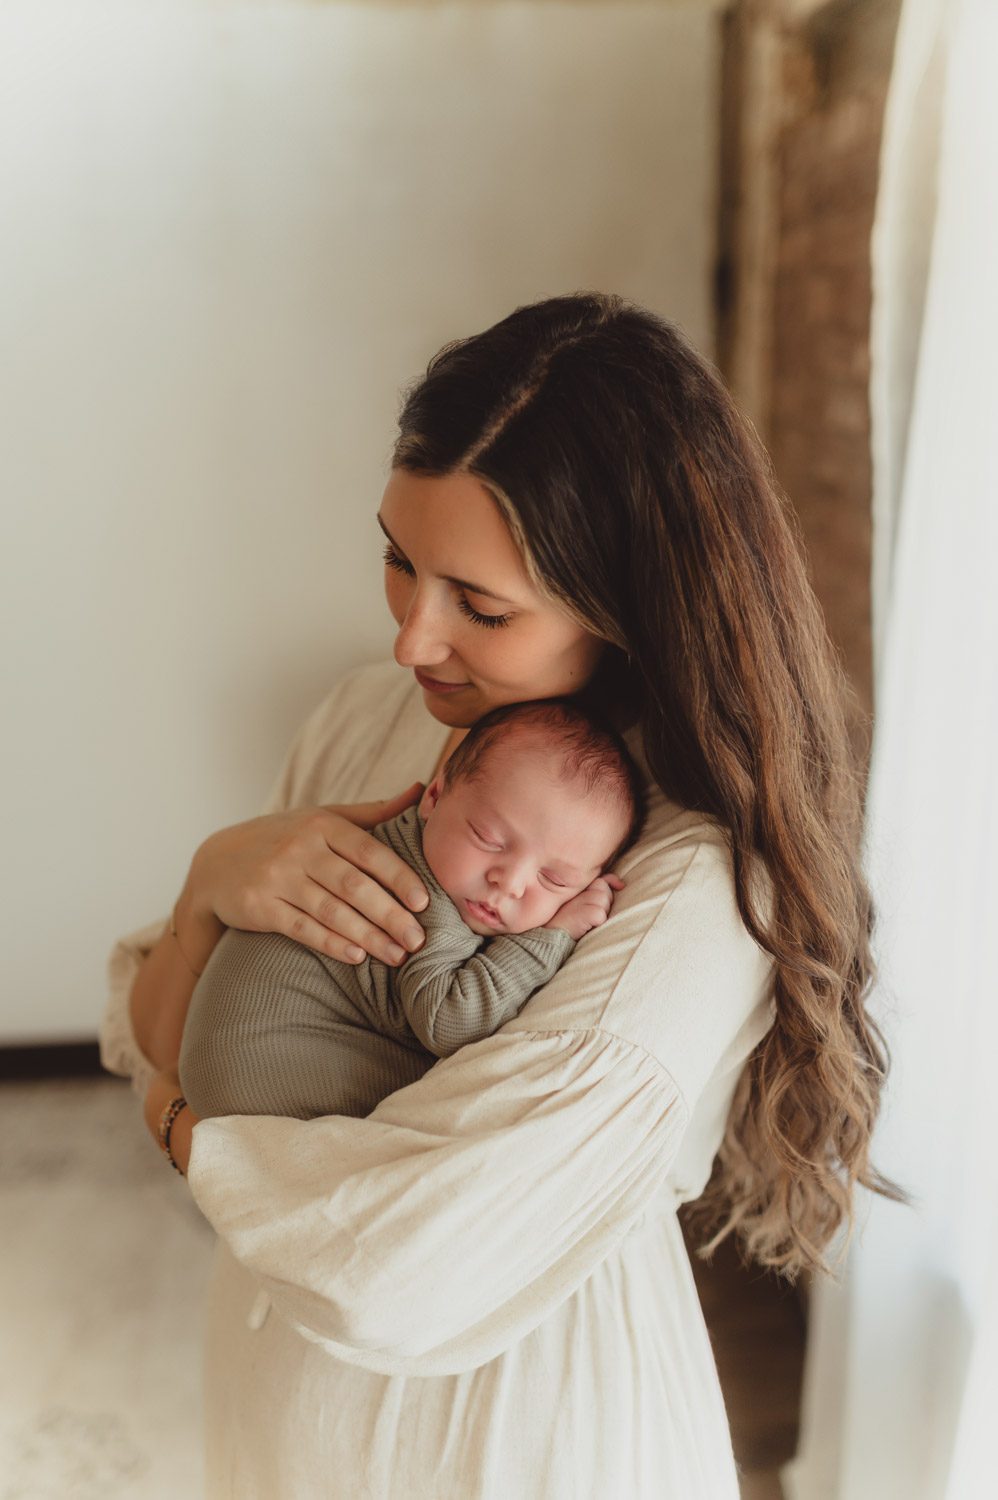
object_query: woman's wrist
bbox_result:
[144,1067,199,1177]
[163,1098,197,1177]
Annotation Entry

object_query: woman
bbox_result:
[101,291,906,1496]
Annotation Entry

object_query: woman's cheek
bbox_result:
[481,639,539,689]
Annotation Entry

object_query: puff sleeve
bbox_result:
[186,1024,688,1377]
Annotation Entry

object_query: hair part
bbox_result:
[392,289,911,1283]
[440,697,648,871]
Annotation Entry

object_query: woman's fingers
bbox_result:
[318,815,429,914]
[319,796,430,912]
[308,873,425,965]
[276,892,412,967]
[273,813,426,963]
[189,795,432,960]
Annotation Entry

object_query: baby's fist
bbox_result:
[543,874,624,941]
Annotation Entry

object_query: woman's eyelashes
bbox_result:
[457,597,513,630]
[382,543,514,630]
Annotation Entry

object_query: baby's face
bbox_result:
[419,743,627,936]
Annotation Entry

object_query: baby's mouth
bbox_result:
[465,898,503,926]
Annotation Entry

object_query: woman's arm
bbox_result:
[129,871,225,1071]
[122,788,430,1082]
[186,1026,689,1374]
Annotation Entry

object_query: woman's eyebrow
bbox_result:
[376,515,517,604]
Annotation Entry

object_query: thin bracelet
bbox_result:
[158,1094,189,1175]
[169,900,204,978]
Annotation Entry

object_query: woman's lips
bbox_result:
[465,898,503,927]
[415,669,468,695]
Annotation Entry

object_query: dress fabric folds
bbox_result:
[99,658,777,1498]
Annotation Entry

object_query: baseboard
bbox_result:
[0,1041,106,1081]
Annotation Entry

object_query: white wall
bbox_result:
[0,0,722,1041]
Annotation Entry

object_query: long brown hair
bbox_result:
[391,290,909,1282]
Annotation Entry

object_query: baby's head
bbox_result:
[418,698,647,936]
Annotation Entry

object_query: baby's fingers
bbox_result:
[583,890,614,921]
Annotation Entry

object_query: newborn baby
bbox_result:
[178,696,646,1122]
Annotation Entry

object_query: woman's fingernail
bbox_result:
[406,927,424,950]
[346,945,365,962]
[409,890,428,911]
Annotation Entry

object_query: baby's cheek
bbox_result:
[536,891,568,926]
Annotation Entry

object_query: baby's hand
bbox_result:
[542,874,625,941]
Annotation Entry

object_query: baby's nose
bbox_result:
[491,868,526,900]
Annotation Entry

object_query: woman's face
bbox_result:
[378,468,606,727]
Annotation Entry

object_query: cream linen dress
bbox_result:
[100,658,777,1499]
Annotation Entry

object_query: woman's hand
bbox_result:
[186,782,430,967]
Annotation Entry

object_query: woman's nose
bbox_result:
[392,591,450,668]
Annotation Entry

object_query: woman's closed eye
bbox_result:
[382,542,514,629]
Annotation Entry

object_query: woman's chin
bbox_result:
[422,693,479,727]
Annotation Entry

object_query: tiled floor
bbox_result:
[1,1074,801,1498]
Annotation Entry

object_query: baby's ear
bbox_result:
[418,773,445,819]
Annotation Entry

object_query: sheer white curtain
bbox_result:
[782,0,998,1497]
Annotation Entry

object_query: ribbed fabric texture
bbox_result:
[178,805,576,1121]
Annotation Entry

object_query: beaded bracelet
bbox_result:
[169,900,204,978]
[158,1094,189,1175]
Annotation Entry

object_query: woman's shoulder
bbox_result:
[618,774,731,888]
[618,789,776,984]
